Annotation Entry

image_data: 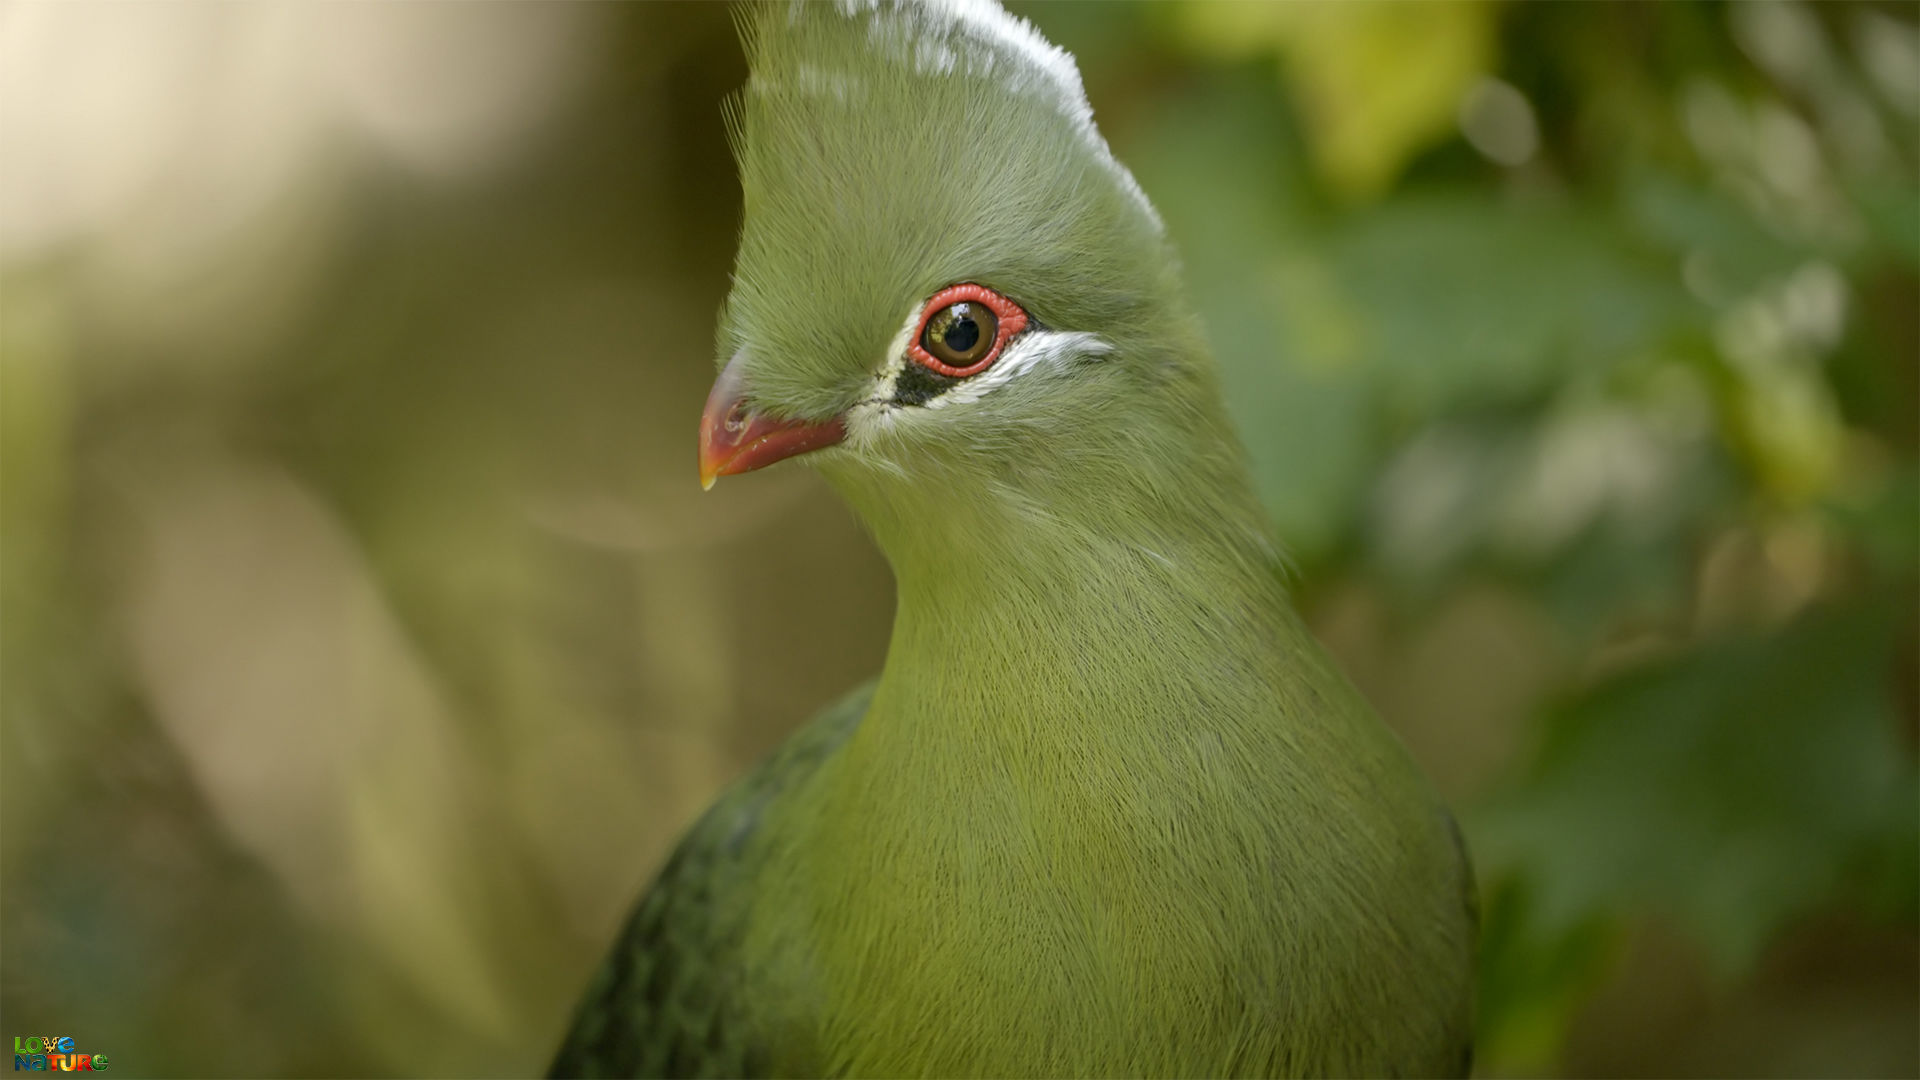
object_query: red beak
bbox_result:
[698,351,847,490]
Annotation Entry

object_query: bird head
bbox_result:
[702,0,1252,567]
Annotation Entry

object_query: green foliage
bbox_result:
[1472,602,1918,1064]
[1479,603,1915,966]
[1168,2,1500,200]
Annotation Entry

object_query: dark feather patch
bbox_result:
[889,360,958,407]
[546,684,872,1079]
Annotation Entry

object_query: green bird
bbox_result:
[549,1,1476,1076]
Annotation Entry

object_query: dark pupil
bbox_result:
[941,305,982,354]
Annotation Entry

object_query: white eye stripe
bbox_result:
[922,330,1109,408]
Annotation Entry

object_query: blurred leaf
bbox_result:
[1363,395,1732,635]
[1473,878,1619,1074]
[1626,170,1809,296]
[1825,460,1920,580]
[1171,1,1499,201]
[1852,177,1920,268]
[1472,599,1919,976]
[1332,195,1698,412]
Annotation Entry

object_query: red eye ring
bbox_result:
[906,283,1029,378]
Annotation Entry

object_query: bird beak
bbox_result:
[698,351,848,490]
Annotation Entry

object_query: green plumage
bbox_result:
[551,1,1476,1075]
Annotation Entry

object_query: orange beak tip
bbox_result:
[697,352,848,487]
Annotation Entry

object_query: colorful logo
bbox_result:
[11,1037,107,1072]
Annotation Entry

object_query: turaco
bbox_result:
[549,1,1477,1075]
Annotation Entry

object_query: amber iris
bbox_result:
[920,301,997,368]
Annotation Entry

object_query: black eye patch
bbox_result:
[889,358,958,407]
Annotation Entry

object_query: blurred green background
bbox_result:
[2,2,1915,1076]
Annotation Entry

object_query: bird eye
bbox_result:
[923,303,993,367]
[907,283,1029,377]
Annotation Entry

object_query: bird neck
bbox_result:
[756,400,1457,1076]
[823,394,1301,760]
